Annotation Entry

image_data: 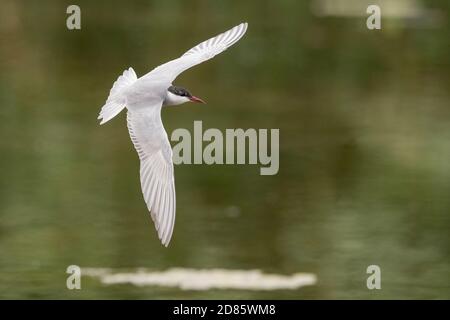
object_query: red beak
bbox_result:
[190,96,206,104]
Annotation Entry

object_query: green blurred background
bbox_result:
[0,0,449,299]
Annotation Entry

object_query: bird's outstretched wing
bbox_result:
[143,22,248,83]
[127,106,176,246]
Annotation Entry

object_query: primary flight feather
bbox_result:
[98,22,248,246]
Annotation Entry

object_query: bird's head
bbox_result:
[164,85,206,106]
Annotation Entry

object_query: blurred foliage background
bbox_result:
[0,0,448,298]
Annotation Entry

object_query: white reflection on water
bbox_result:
[83,268,317,291]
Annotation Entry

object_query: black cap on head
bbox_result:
[168,85,192,98]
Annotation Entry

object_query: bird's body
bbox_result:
[98,23,248,246]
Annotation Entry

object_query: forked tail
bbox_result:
[98,67,137,125]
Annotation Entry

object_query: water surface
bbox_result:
[0,1,448,299]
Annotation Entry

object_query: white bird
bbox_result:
[98,23,248,246]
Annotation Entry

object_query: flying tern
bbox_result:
[98,22,248,246]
